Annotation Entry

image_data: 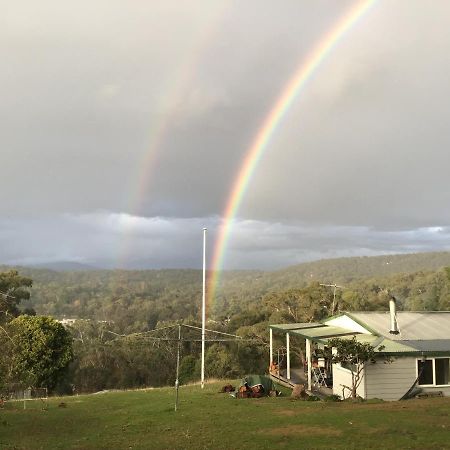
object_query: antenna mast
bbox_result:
[320,283,345,315]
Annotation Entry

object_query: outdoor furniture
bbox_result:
[312,367,327,387]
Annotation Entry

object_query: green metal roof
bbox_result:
[290,325,358,340]
[403,339,450,352]
[345,311,450,341]
[269,315,450,355]
[269,322,324,331]
[334,334,418,354]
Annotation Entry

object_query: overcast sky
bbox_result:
[1,0,450,270]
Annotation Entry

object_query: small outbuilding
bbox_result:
[269,303,450,400]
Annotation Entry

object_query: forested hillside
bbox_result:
[1,251,449,394]
[4,250,450,322]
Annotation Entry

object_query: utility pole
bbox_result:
[320,283,345,316]
[175,324,181,411]
[201,228,207,389]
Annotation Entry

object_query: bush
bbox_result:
[324,394,341,402]
[306,395,321,402]
[179,355,199,385]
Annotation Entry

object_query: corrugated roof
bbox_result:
[402,339,450,352]
[269,322,324,331]
[269,312,450,354]
[347,311,450,341]
[291,325,358,340]
[335,334,418,354]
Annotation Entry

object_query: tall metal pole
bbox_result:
[332,284,337,315]
[175,324,181,411]
[201,228,207,389]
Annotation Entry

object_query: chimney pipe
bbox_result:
[389,296,399,335]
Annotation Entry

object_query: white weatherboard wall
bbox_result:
[364,357,416,401]
[332,364,365,399]
[422,383,450,397]
[326,315,371,334]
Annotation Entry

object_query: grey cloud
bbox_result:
[1,1,450,269]
[223,221,450,269]
[1,214,449,270]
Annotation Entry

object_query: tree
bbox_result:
[328,336,384,399]
[0,270,33,321]
[263,283,333,324]
[204,344,240,379]
[8,315,73,390]
[178,355,199,384]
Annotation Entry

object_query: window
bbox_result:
[417,358,450,386]
[435,359,450,385]
[418,360,433,385]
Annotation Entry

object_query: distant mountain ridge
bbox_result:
[0,261,100,272]
[277,251,450,282]
[3,251,450,281]
[31,261,101,271]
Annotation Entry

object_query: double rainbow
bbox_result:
[117,2,229,268]
[209,0,376,303]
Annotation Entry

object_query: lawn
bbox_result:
[1,382,449,450]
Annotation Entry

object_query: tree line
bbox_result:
[0,256,449,394]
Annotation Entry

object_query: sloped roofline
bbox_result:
[322,312,379,335]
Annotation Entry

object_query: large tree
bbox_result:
[263,283,334,323]
[8,315,73,390]
[0,270,33,321]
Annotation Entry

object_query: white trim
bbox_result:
[416,357,450,387]
[325,315,371,334]
[306,339,312,391]
[269,328,273,367]
[286,333,291,380]
[337,363,353,374]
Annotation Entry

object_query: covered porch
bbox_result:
[268,322,359,395]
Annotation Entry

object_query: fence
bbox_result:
[2,387,48,409]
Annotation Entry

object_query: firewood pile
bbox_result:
[220,375,280,398]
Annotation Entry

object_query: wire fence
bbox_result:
[1,387,48,410]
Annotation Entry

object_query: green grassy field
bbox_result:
[1,383,449,450]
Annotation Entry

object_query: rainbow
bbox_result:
[209,0,377,302]
[116,2,230,268]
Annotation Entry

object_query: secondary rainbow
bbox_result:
[208,0,377,302]
[116,2,229,268]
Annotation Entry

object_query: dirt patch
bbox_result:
[263,424,342,437]
[338,397,450,412]
[276,409,297,417]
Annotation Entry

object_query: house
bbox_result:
[269,300,450,400]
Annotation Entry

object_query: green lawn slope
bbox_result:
[1,382,449,450]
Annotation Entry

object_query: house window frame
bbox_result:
[416,357,450,387]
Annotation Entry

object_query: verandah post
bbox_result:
[306,338,312,391]
[286,332,291,380]
[269,328,273,369]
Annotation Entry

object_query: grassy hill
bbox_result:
[1,382,449,449]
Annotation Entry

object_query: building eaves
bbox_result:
[269,322,324,332]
